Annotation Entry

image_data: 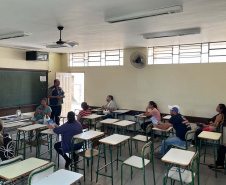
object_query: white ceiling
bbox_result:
[0,0,226,53]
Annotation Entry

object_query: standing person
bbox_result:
[32,98,52,124]
[47,111,83,169]
[48,79,65,125]
[154,105,191,155]
[208,144,226,170]
[77,102,91,129]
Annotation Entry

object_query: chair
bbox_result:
[170,130,197,151]
[27,162,56,185]
[121,141,155,185]
[163,152,199,185]
[77,136,106,181]
[132,124,152,153]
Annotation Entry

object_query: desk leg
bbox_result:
[213,140,217,178]
[164,163,171,185]
[178,165,183,185]
[163,132,166,154]
[199,139,202,162]
[15,130,20,156]
[110,145,113,185]
[117,144,119,170]
[96,143,102,183]
[23,131,26,160]
[50,135,52,162]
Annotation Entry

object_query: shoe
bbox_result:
[208,164,214,168]
[65,160,71,169]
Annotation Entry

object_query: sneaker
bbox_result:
[65,160,71,169]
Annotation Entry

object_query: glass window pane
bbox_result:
[106,55,119,61]
[88,62,101,66]
[173,55,179,64]
[89,52,101,57]
[209,49,226,56]
[179,57,200,63]
[209,56,226,63]
[89,57,101,62]
[120,58,123,65]
[209,42,226,49]
[148,48,153,56]
[201,54,208,63]
[148,56,153,65]
[154,59,172,64]
[106,50,119,55]
[106,61,120,66]
[72,63,85,67]
[202,44,208,53]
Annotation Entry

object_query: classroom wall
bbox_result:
[61,47,226,118]
[0,47,62,87]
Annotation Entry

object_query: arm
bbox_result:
[102,105,107,109]
[53,124,67,134]
[77,114,82,122]
[109,107,115,113]
[144,106,152,117]
[153,121,173,130]
[34,110,39,116]
[205,114,222,127]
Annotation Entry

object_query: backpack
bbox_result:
[0,134,15,162]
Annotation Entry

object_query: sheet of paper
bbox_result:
[40,76,46,82]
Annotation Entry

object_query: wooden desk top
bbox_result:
[83,114,104,119]
[152,126,173,132]
[162,115,171,120]
[198,131,222,141]
[3,122,31,129]
[135,114,147,118]
[0,158,49,181]
[113,109,130,114]
[40,129,56,135]
[99,134,130,145]
[161,148,195,166]
[17,124,47,131]
[73,130,104,141]
[113,120,136,127]
[32,169,83,185]
[100,118,119,124]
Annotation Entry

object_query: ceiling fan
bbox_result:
[46,26,78,48]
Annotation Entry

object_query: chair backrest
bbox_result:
[141,141,152,158]
[0,155,23,169]
[186,130,195,141]
[28,162,56,185]
[216,121,224,133]
[92,135,104,148]
[146,123,153,134]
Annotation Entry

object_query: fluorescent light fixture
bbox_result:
[0,31,30,40]
[105,5,183,23]
[143,27,201,39]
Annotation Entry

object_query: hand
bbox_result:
[39,110,43,114]
[54,123,59,127]
[63,95,65,98]
[47,124,54,129]
[224,144,226,147]
[153,123,157,128]
[56,95,61,98]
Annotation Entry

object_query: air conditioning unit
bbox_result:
[26,51,49,61]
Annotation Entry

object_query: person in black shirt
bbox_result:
[153,105,191,155]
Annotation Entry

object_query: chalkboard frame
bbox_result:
[0,68,48,116]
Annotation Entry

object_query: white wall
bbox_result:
[62,47,226,118]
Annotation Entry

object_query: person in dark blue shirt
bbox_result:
[47,111,83,169]
[153,105,191,155]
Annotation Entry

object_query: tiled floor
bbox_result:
[13,130,226,185]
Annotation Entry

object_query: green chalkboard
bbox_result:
[0,69,47,108]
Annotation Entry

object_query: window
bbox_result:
[148,41,226,65]
[69,49,123,67]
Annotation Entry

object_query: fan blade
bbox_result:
[63,43,73,48]
[46,44,67,48]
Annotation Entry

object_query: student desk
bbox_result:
[37,129,56,162]
[113,120,136,135]
[198,131,221,178]
[162,148,195,185]
[135,113,149,133]
[3,121,32,133]
[99,118,119,134]
[91,108,103,114]
[162,115,171,122]
[72,130,105,180]
[0,158,49,183]
[15,124,47,159]
[113,109,130,119]
[82,114,104,130]
[152,127,173,152]
[96,134,131,185]
[32,169,83,185]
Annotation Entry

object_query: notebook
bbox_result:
[150,116,159,124]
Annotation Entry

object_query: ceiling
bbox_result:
[0,0,226,53]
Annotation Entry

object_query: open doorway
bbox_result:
[56,72,84,116]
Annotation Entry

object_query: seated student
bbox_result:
[32,98,52,124]
[47,111,83,169]
[195,104,226,138]
[0,120,15,161]
[208,144,226,170]
[101,95,117,119]
[154,105,191,155]
[141,101,161,131]
[77,102,91,129]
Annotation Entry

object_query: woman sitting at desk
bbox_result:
[32,98,52,124]
[47,111,83,169]
[195,104,226,137]
[140,101,161,141]
[77,102,91,129]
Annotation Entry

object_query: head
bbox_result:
[41,98,47,106]
[67,111,76,123]
[81,102,89,110]
[168,105,180,116]
[148,101,158,109]
[0,120,3,132]
[106,95,113,102]
[54,79,60,87]
[216,104,226,114]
